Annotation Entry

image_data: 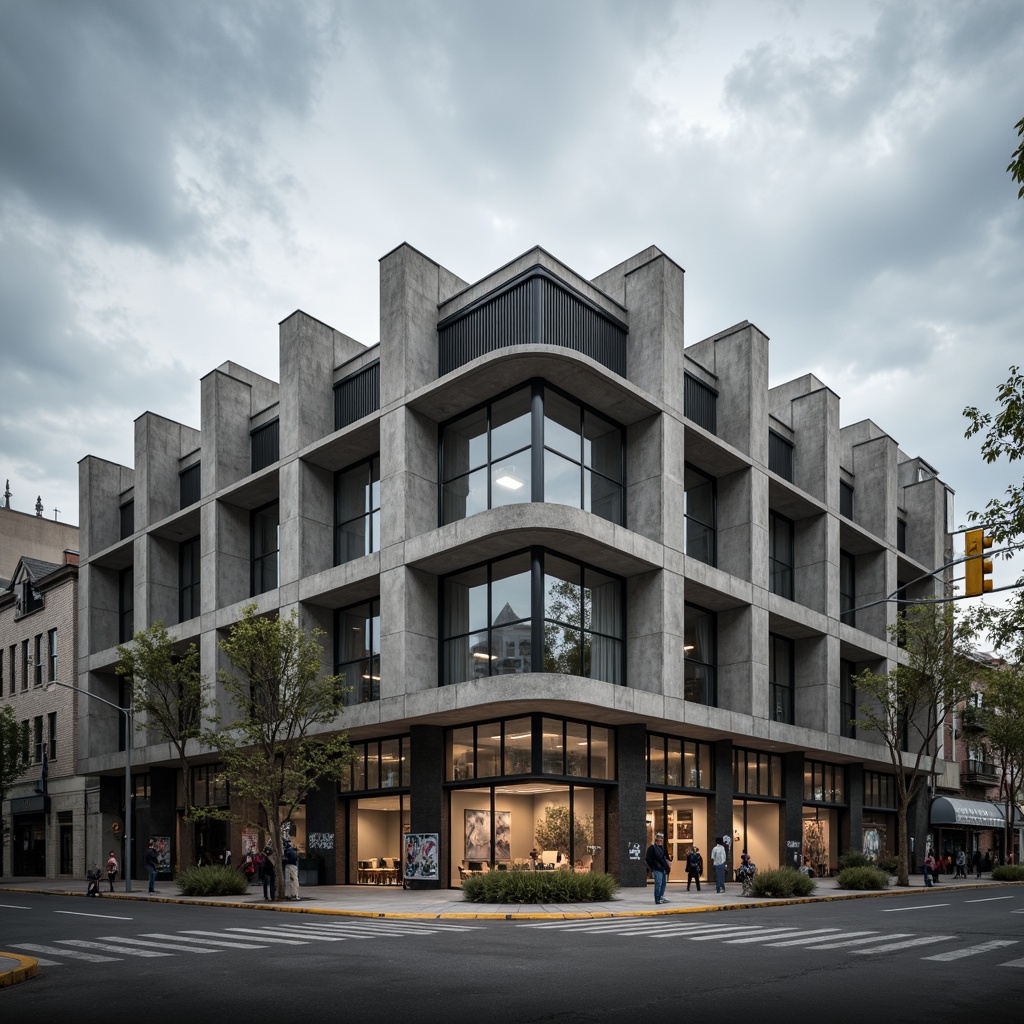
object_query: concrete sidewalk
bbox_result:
[0,872,1009,988]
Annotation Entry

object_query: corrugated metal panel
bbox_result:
[179,462,201,509]
[250,419,280,472]
[768,430,794,481]
[438,270,626,377]
[684,373,717,434]
[334,360,381,429]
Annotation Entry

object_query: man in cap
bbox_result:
[645,831,672,904]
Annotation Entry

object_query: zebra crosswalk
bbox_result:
[12,918,480,968]
[516,918,1023,966]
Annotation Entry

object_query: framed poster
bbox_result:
[404,833,439,880]
[464,809,511,860]
[674,812,693,843]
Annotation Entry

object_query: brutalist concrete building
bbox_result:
[77,244,953,887]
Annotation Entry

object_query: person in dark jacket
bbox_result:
[685,846,703,891]
[145,841,159,894]
[262,843,277,901]
[645,832,671,905]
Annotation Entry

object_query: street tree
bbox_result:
[0,704,31,874]
[211,605,353,894]
[853,605,978,886]
[977,662,1024,865]
[1008,115,1024,199]
[116,622,212,870]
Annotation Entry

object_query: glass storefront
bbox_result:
[354,794,408,884]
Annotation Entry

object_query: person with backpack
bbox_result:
[105,850,118,892]
[685,846,703,891]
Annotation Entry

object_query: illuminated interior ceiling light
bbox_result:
[683,644,695,652]
[494,466,524,490]
[472,652,498,660]
[361,674,381,680]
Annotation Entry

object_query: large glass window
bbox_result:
[442,550,623,686]
[769,634,793,724]
[250,502,279,595]
[769,511,794,599]
[683,604,716,706]
[335,456,381,564]
[335,599,380,705]
[839,551,856,626]
[684,464,716,566]
[733,749,783,797]
[647,733,713,789]
[179,536,200,622]
[803,761,846,803]
[440,382,624,526]
[864,771,896,809]
[339,736,410,791]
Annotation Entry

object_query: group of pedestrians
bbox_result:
[924,846,992,886]
[645,834,732,903]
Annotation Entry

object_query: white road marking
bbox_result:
[140,932,268,949]
[56,939,170,957]
[999,957,1024,967]
[12,943,119,962]
[763,929,844,946]
[180,929,307,946]
[853,935,954,954]
[96,935,223,954]
[923,940,1018,961]
[807,933,894,950]
[685,926,770,941]
[723,928,801,944]
[54,910,133,920]
[882,904,950,912]
[964,896,1015,903]
[0,903,32,910]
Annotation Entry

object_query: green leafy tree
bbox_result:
[533,804,594,863]
[1008,115,1024,199]
[116,622,212,871]
[210,605,353,894]
[852,606,978,886]
[978,663,1024,865]
[0,704,31,875]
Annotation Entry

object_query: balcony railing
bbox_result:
[962,758,999,782]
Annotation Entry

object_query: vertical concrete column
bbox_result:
[200,369,253,495]
[783,752,805,869]
[711,324,770,465]
[304,778,339,885]
[138,533,177,628]
[622,253,686,412]
[717,467,754,583]
[134,414,182,530]
[719,605,758,716]
[409,725,445,889]
[79,456,134,560]
[795,634,829,733]
[380,405,435,549]
[380,565,436,699]
[278,457,300,593]
[712,739,734,874]
[789,385,840,505]
[625,568,685,698]
[610,723,647,887]
[294,461,332,581]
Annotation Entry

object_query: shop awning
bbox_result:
[930,797,1019,828]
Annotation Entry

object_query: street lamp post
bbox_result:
[46,679,133,892]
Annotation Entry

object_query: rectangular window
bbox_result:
[339,736,411,792]
[21,639,29,690]
[839,481,854,519]
[334,360,381,430]
[48,711,57,761]
[335,599,381,705]
[733,749,783,797]
[768,430,794,481]
[250,502,279,596]
[684,373,717,434]
[0,648,4,695]
[647,733,713,789]
[684,604,716,706]
[34,634,43,686]
[864,771,896,809]
[250,419,280,472]
[179,536,201,621]
[684,464,716,566]
[839,551,856,626]
[47,629,57,681]
[33,715,43,763]
[119,499,135,539]
[179,462,201,509]
[8,645,15,694]
[192,764,228,806]
[119,568,134,643]
[769,634,793,724]
[840,660,856,739]
[803,761,846,803]
[21,720,30,762]
[334,456,381,564]
[897,518,907,553]
[769,511,794,599]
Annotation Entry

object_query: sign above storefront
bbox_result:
[931,797,1017,828]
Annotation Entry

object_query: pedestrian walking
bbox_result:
[972,848,982,878]
[283,841,300,901]
[924,849,936,887]
[145,840,159,894]
[106,850,118,892]
[262,844,277,900]
[645,831,672,904]
[86,867,103,897]
[686,846,703,891]
[955,849,966,879]
[711,837,727,893]
[242,851,257,885]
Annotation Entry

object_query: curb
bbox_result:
[0,953,38,988]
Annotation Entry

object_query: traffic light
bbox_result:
[964,528,994,596]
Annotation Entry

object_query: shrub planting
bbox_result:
[461,869,617,903]
[876,855,899,876]
[836,866,889,890]
[991,865,1024,882]
[837,851,870,870]
[745,867,816,898]
[176,865,250,897]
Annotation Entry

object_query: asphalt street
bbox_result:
[2,886,1021,1021]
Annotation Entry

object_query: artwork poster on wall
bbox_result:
[404,833,439,880]
[465,809,511,861]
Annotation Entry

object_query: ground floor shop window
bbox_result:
[862,813,895,860]
[353,794,408,884]
[645,792,709,879]
[448,783,604,887]
[733,798,781,872]
[802,806,843,875]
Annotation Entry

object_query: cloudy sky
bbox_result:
[1,0,1022,596]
